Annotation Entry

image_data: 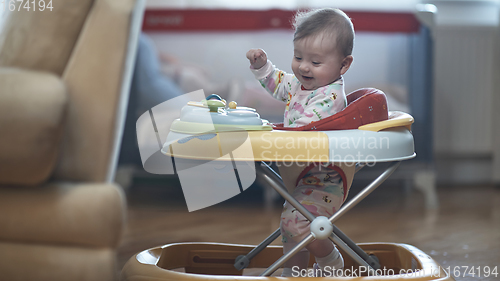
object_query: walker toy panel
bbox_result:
[120,242,454,280]
[169,97,272,134]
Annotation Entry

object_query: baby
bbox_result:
[246,8,355,276]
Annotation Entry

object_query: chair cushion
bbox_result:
[273,88,388,131]
[0,0,94,75]
[0,182,126,248]
[54,0,139,182]
[0,68,67,185]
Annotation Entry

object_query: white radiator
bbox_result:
[423,0,500,183]
[433,26,496,155]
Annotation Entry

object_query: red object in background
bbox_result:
[273,88,389,131]
[143,9,420,33]
[143,9,294,31]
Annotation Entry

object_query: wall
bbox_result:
[148,30,411,95]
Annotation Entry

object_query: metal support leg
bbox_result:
[330,224,380,270]
[236,161,401,275]
[326,162,401,222]
[234,229,281,270]
[260,233,315,276]
[257,163,379,276]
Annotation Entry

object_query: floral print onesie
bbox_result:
[250,60,347,127]
[251,60,349,245]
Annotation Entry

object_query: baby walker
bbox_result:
[121,89,454,280]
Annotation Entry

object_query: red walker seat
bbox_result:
[272,88,388,131]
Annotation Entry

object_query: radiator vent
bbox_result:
[433,27,496,155]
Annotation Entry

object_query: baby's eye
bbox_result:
[312,61,321,65]
[294,56,302,61]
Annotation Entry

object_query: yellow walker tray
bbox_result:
[123,93,454,280]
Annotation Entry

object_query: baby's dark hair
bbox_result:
[293,8,354,57]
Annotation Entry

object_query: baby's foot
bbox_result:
[313,259,343,277]
[314,249,344,277]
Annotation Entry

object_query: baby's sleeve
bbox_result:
[250,60,294,102]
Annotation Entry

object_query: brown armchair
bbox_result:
[0,0,144,280]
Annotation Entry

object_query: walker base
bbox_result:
[121,242,455,280]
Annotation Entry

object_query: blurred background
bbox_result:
[123,0,500,187]
[116,0,500,278]
[1,0,497,280]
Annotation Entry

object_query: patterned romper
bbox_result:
[250,60,349,248]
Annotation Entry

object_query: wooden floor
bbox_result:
[117,174,500,281]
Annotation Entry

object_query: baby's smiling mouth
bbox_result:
[302,75,313,80]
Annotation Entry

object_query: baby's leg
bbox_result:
[307,239,334,258]
[281,242,310,276]
[280,201,309,276]
[280,197,340,276]
[281,164,346,275]
[282,205,343,276]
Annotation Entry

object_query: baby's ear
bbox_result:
[340,55,353,75]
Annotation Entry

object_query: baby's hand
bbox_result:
[246,48,267,69]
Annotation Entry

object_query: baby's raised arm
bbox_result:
[246,48,267,69]
[247,49,293,105]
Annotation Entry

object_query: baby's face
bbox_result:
[292,33,347,90]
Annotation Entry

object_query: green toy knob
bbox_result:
[204,94,226,112]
